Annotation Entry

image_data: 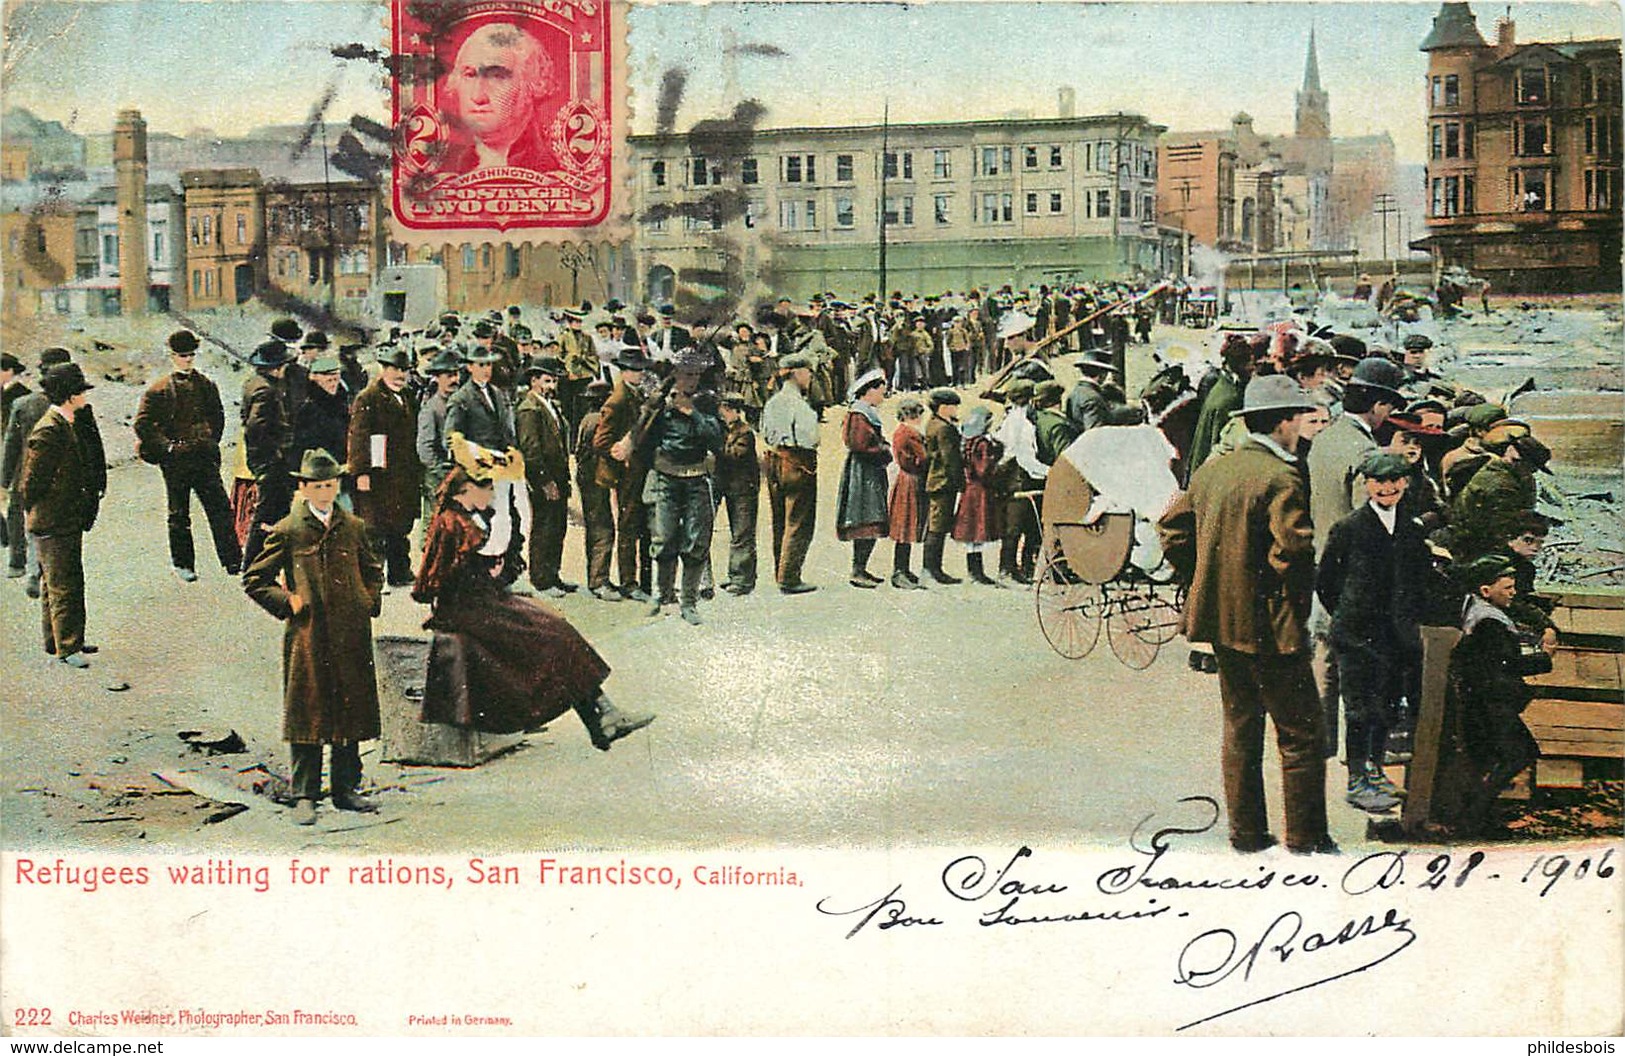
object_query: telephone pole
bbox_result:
[1373,192,1399,274]
[878,100,889,303]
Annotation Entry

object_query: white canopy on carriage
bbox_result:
[1057,424,1181,573]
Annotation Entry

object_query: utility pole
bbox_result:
[1174,176,1196,280]
[878,100,889,303]
[1373,192,1399,275]
[320,117,336,312]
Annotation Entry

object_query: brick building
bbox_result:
[265,181,386,309]
[1412,2,1622,292]
[180,168,264,308]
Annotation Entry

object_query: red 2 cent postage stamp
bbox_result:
[390,0,618,233]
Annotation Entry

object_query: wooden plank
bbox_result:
[1551,607,1625,639]
[1524,698,1625,731]
[1527,649,1622,689]
[1529,736,1623,759]
[1540,589,1625,611]
[1403,625,1463,836]
[1534,758,1587,789]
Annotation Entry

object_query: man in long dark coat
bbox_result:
[243,448,384,826]
[241,340,296,569]
[515,357,575,597]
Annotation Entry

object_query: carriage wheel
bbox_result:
[1035,554,1102,660]
[1106,587,1161,670]
[1123,583,1183,647]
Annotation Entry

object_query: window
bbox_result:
[1444,74,1459,107]
[1120,189,1134,218]
[1463,174,1476,214]
[979,146,1013,176]
[1023,146,1039,170]
[835,197,854,228]
[153,231,164,261]
[979,193,997,223]
[690,157,720,186]
[741,158,759,184]
[1443,175,1460,216]
[1049,191,1063,215]
[1584,169,1617,210]
[1096,142,1114,171]
[804,199,818,229]
[236,214,246,244]
[102,233,117,266]
[883,151,913,180]
[1516,67,1547,105]
[648,213,668,233]
[1517,118,1550,156]
[781,154,816,183]
[1583,66,1596,104]
[1095,189,1111,217]
[780,200,800,229]
[882,195,913,226]
[480,245,491,269]
[651,160,667,188]
[462,245,476,269]
[933,193,950,225]
[1140,194,1153,221]
[504,244,520,278]
[1516,169,1550,211]
[1025,191,1039,215]
[201,215,212,245]
[192,269,201,297]
[1445,123,1460,158]
[836,154,853,182]
[1430,76,1442,108]
[1585,116,1618,156]
[744,199,760,228]
[1464,121,1475,159]
[1431,124,1443,160]
[933,149,951,180]
[1049,145,1063,169]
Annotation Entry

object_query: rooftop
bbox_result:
[631,112,1163,144]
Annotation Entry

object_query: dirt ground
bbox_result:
[1,303,1619,854]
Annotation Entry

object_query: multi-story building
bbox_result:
[1157,30,1404,261]
[264,181,387,309]
[180,168,264,308]
[630,107,1170,303]
[1413,2,1621,292]
[0,199,76,323]
[51,183,187,315]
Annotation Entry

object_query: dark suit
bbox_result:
[134,369,240,574]
[1316,503,1433,772]
[593,376,652,594]
[17,408,96,657]
[444,380,516,451]
[1065,377,1144,433]
[515,390,572,590]
[241,370,292,568]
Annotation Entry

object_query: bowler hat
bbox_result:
[269,318,303,343]
[658,304,676,317]
[168,330,200,355]
[249,340,293,369]
[527,356,565,378]
[1,353,26,374]
[471,321,495,339]
[1402,334,1434,351]
[1346,357,1406,403]
[1359,451,1412,481]
[463,347,502,365]
[40,363,94,403]
[605,299,625,312]
[614,347,651,371]
[1230,374,1316,417]
[40,347,73,370]
[928,387,961,408]
[292,448,348,482]
[427,349,464,374]
[375,346,412,370]
[301,330,329,350]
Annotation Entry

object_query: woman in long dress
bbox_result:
[835,368,891,588]
[413,466,653,749]
[886,396,928,590]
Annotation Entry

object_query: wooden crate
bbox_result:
[1524,698,1625,760]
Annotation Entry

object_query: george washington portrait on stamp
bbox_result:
[392,0,614,231]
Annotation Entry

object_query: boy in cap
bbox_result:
[922,387,964,584]
[1450,425,1544,563]
[1445,554,1553,836]
[348,346,423,586]
[17,363,101,668]
[1495,509,1559,651]
[1158,374,1334,854]
[134,330,242,581]
[1316,451,1433,814]
[243,448,384,826]
[1031,381,1078,467]
[715,393,760,595]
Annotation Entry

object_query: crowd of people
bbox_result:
[0,276,1565,836]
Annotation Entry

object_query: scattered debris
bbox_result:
[177,729,247,755]
[202,803,250,825]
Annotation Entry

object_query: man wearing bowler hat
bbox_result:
[515,356,576,597]
[415,347,464,516]
[1306,355,1406,759]
[134,329,242,582]
[0,352,29,567]
[243,448,384,826]
[1158,374,1335,855]
[17,363,101,668]
[348,346,423,586]
[593,343,656,601]
[1064,350,1145,434]
[240,339,297,568]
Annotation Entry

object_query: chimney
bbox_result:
[1058,86,1076,119]
[1495,14,1516,55]
[113,108,149,315]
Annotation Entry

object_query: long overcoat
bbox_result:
[347,378,423,535]
[1157,440,1315,655]
[243,501,383,744]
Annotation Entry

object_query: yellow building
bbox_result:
[180,168,264,307]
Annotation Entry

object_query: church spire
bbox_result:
[1303,26,1323,92]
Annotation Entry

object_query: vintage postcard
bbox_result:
[1,0,1622,1039]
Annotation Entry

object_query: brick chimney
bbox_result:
[113,109,149,315]
[1495,15,1516,56]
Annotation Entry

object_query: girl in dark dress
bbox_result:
[413,466,653,749]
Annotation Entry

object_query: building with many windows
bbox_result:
[180,168,264,308]
[53,183,186,315]
[1412,2,1621,292]
[264,181,386,309]
[630,107,1171,304]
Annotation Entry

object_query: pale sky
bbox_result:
[2,1,1619,161]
